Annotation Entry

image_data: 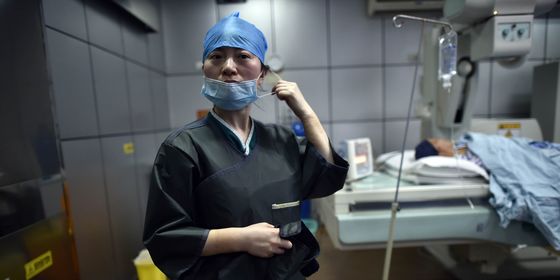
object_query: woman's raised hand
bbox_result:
[272,80,315,121]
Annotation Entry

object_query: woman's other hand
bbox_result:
[241,222,292,258]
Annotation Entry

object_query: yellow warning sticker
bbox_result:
[498,123,521,129]
[25,251,53,280]
[123,142,135,154]
[498,122,521,138]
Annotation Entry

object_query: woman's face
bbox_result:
[202,47,263,82]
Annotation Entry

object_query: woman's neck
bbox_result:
[213,107,252,139]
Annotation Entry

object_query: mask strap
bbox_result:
[257,91,274,98]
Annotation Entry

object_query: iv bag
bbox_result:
[438,30,457,91]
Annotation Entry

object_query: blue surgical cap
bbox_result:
[203,12,268,64]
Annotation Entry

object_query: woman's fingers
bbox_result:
[279,239,293,249]
[271,247,285,255]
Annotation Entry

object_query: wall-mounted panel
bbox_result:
[91,47,132,134]
[132,133,158,227]
[122,22,149,65]
[148,30,166,72]
[127,62,155,132]
[42,0,88,40]
[46,29,99,138]
[84,0,124,55]
[100,136,142,280]
[150,71,170,130]
[162,0,216,74]
[61,139,115,280]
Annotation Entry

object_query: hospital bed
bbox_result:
[318,118,546,248]
[316,120,560,279]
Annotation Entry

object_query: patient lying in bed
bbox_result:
[415,133,560,251]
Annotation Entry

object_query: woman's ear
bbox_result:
[257,72,264,87]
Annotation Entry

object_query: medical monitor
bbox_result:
[342,138,374,181]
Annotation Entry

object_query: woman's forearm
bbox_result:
[300,112,333,164]
[201,228,244,256]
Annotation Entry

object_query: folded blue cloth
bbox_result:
[462,132,560,249]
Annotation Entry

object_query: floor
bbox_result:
[308,225,457,280]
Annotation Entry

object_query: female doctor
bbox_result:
[143,12,349,280]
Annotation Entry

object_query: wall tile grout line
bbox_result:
[45,25,166,75]
[80,1,120,278]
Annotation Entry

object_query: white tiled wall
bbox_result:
[384,66,422,119]
[383,13,431,64]
[384,119,422,152]
[331,67,383,121]
[163,0,560,153]
[275,0,329,68]
[329,0,383,66]
[281,69,330,122]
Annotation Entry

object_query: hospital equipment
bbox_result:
[316,119,560,279]
[340,138,374,182]
[317,0,560,278]
[420,0,557,139]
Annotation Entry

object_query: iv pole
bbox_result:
[381,14,455,280]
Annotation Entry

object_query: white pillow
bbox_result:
[376,150,489,180]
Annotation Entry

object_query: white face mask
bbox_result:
[200,71,281,111]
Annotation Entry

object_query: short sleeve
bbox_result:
[300,140,349,199]
[143,143,208,279]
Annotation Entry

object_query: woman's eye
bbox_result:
[239,53,251,59]
[209,54,222,59]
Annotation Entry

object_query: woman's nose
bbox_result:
[221,57,237,76]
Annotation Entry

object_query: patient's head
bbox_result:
[414,138,454,159]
